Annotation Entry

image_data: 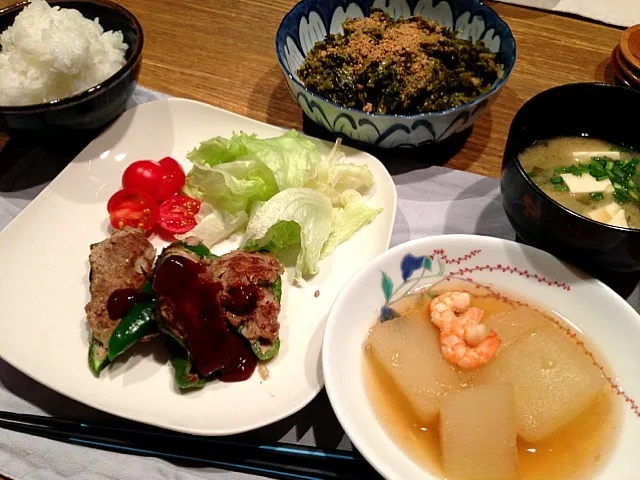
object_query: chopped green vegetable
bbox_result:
[590,192,604,201]
[585,156,639,205]
[250,338,281,362]
[178,241,217,259]
[296,9,503,114]
[108,302,156,362]
[550,176,564,184]
[272,276,282,303]
[140,280,154,296]
[554,164,589,176]
[554,184,570,192]
[88,336,109,376]
[610,145,635,153]
[167,339,206,390]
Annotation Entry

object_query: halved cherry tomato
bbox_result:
[107,189,159,232]
[158,195,201,234]
[122,157,185,202]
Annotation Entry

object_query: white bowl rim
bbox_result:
[322,233,640,480]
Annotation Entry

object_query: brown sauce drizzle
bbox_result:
[107,288,147,320]
[153,255,256,382]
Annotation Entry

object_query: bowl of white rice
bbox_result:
[0,0,143,132]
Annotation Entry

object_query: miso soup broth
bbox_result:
[363,284,621,480]
[519,136,640,229]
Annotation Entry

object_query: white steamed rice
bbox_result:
[0,0,128,106]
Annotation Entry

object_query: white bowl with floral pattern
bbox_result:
[323,234,640,479]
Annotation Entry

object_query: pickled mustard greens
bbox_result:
[519,137,640,229]
[297,9,503,115]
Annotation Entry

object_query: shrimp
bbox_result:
[428,291,502,369]
[428,291,472,329]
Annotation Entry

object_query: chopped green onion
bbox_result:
[550,176,564,185]
[554,184,570,192]
[610,145,635,153]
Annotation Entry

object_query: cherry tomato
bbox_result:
[156,157,186,201]
[122,157,185,202]
[122,160,165,200]
[158,195,201,234]
[107,189,159,232]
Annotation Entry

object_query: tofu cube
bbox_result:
[560,174,611,193]
[608,209,628,228]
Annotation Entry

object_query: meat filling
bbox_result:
[85,227,155,348]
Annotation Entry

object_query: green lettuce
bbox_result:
[184,132,382,278]
[242,188,333,278]
[175,203,248,246]
[187,130,320,191]
[321,202,383,259]
[305,139,374,206]
[184,160,278,213]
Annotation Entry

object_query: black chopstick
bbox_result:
[0,411,376,480]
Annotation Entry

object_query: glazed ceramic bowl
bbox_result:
[323,234,640,479]
[620,24,640,73]
[275,0,516,148]
[501,83,640,272]
[0,0,143,133]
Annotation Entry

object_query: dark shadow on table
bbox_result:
[255,68,493,176]
[0,357,381,478]
[0,129,104,192]
[301,113,478,176]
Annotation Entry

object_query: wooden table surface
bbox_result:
[0,1,626,478]
[0,0,626,179]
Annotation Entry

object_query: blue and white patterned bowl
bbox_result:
[276,0,517,148]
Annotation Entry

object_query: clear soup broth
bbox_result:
[364,284,621,480]
[519,136,640,229]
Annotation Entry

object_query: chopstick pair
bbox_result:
[0,410,377,480]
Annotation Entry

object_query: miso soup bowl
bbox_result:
[501,82,640,272]
[323,234,640,479]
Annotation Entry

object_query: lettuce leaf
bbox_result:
[184,160,278,213]
[242,188,333,279]
[175,203,248,248]
[187,130,320,191]
[186,135,250,166]
[237,130,321,190]
[305,138,375,206]
[321,202,383,258]
[184,132,382,279]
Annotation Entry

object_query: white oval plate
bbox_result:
[0,98,397,435]
[323,234,640,479]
